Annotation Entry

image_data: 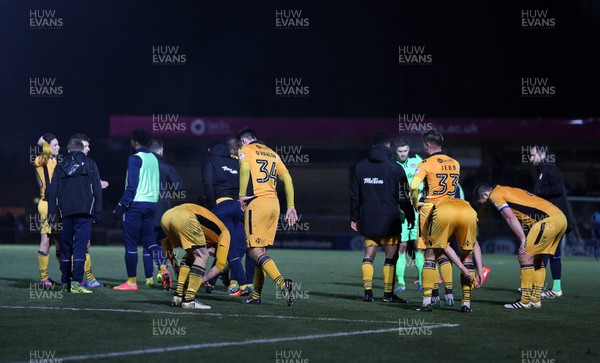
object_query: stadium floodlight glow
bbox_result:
[568,119,583,125]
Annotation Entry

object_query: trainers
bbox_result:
[431,297,441,308]
[242,297,261,305]
[482,266,491,284]
[460,305,473,313]
[181,300,211,310]
[541,290,562,299]
[445,298,455,307]
[228,282,240,294]
[70,281,92,294]
[145,278,154,287]
[283,279,295,307]
[530,300,542,308]
[161,270,172,291]
[87,280,104,288]
[171,294,182,307]
[382,294,408,303]
[363,290,374,302]
[113,281,138,291]
[156,272,163,284]
[62,284,71,293]
[417,304,433,312]
[504,300,531,309]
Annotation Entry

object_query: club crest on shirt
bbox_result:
[239,152,245,160]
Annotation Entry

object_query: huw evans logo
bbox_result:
[521,350,555,363]
[152,114,186,134]
[152,318,186,337]
[398,318,433,337]
[29,78,63,98]
[275,10,309,29]
[521,78,556,98]
[30,10,63,29]
[30,350,62,363]
[521,10,555,30]
[275,78,310,98]
[398,46,432,65]
[275,145,310,166]
[398,113,433,133]
[152,46,187,65]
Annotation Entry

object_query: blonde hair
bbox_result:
[38,142,53,166]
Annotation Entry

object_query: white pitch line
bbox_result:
[46,324,458,362]
[0,305,402,325]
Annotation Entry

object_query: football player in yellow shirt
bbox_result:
[34,133,60,287]
[237,128,298,306]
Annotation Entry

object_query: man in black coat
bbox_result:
[143,139,183,289]
[202,139,254,295]
[47,138,103,293]
[350,132,415,303]
[530,145,571,298]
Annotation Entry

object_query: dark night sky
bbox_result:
[1,0,599,204]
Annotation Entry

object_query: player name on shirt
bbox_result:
[257,151,277,158]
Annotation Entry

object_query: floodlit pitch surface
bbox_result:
[1,246,598,362]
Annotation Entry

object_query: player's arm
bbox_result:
[536,166,564,198]
[443,246,478,287]
[238,160,252,209]
[410,173,425,208]
[119,155,142,207]
[279,172,298,225]
[202,161,216,208]
[202,230,230,282]
[396,164,415,228]
[161,238,179,276]
[473,241,485,287]
[500,207,527,254]
[349,165,360,231]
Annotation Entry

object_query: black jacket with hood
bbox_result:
[47,151,103,221]
[202,143,240,209]
[153,153,184,228]
[534,162,572,233]
[350,145,415,237]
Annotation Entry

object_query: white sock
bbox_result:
[462,302,471,308]
[445,294,453,300]
[423,297,432,305]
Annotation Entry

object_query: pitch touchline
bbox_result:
[1,305,403,325]
[49,324,459,362]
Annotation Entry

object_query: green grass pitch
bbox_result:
[1,245,599,362]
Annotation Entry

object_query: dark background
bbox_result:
[1,1,599,249]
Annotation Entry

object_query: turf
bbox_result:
[0,245,598,363]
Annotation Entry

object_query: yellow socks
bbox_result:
[251,266,265,300]
[84,253,97,282]
[258,254,285,290]
[531,266,546,303]
[461,263,476,306]
[520,264,534,304]
[422,259,437,304]
[176,264,191,296]
[38,250,49,281]
[361,258,374,291]
[383,258,395,294]
[184,264,205,301]
[438,257,453,296]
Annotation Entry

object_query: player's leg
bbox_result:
[542,237,563,298]
[37,200,56,286]
[414,239,425,290]
[382,239,406,302]
[114,207,142,290]
[418,248,437,312]
[181,247,211,309]
[142,246,154,286]
[395,219,409,292]
[173,251,193,306]
[70,216,93,294]
[437,254,454,306]
[361,243,377,302]
[142,209,170,290]
[84,240,103,288]
[59,216,74,291]
[215,201,247,293]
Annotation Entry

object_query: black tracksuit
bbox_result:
[202,144,240,208]
[350,145,415,237]
[46,151,103,285]
[534,163,571,233]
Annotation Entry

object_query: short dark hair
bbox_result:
[148,139,164,152]
[42,133,57,143]
[67,138,84,152]
[422,129,444,147]
[237,128,257,141]
[70,133,90,142]
[473,183,493,202]
[226,136,239,149]
[207,139,225,150]
[131,128,151,147]
[392,137,410,150]
[372,131,392,146]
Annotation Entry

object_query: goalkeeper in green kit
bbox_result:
[392,137,424,293]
